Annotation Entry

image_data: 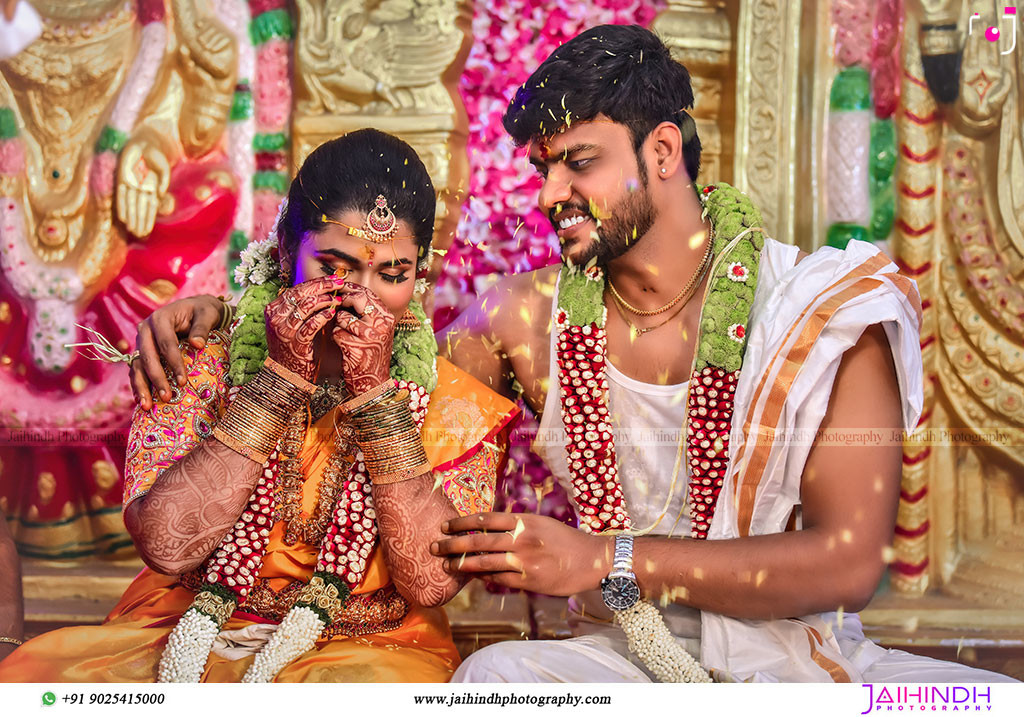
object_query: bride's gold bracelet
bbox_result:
[349,390,430,484]
[213,358,317,464]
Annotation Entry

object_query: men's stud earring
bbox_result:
[660,167,667,174]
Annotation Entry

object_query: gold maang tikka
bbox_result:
[297,173,413,244]
[321,195,413,244]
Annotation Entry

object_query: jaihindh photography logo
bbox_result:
[860,685,994,713]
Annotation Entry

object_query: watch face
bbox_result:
[602,576,640,611]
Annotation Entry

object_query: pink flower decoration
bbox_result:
[832,0,873,67]
[253,189,282,240]
[255,39,292,133]
[870,0,903,119]
[89,151,118,198]
[0,139,25,177]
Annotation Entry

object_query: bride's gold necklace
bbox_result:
[277,381,353,546]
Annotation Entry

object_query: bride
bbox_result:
[0,129,518,683]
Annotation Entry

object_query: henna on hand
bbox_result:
[265,275,346,382]
[124,439,264,575]
[332,285,396,395]
[372,471,464,607]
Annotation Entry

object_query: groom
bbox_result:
[129,25,1013,682]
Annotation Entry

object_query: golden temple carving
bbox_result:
[732,0,805,246]
[0,0,236,274]
[291,0,473,276]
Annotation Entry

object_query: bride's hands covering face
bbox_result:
[331,284,397,395]
[264,275,346,382]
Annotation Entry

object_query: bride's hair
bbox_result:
[278,128,436,283]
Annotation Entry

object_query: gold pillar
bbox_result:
[733,0,805,245]
[651,1,732,186]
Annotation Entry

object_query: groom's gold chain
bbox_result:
[608,227,714,317]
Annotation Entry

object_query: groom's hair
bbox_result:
[503,24,702,181]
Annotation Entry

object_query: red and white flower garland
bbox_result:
[158,382,430,683]
[553,184,765,680]
[554,298,628,534]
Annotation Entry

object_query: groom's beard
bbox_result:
[561,186,658,268]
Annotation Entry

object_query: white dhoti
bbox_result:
[454,614,1015,683]
[455,238,1018,683]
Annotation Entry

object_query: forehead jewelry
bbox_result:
[322,195,410,244]
[298,174,413,244]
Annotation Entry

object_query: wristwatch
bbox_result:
[601,534,641,611]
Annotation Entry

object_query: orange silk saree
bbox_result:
[0,334,517,682]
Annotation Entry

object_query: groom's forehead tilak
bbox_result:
[527,118,624,163]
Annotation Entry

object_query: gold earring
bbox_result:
[394,309,421,332]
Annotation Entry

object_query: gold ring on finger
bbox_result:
[363,303,376,315]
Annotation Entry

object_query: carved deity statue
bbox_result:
[891,0,1024,606]
[0,0,239,559]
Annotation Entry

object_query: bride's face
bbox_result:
[292,209,420,319]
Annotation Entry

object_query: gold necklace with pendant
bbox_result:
[277,380,354,546]
[610,244,714,341]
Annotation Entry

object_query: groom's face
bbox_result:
[528,116,657,267]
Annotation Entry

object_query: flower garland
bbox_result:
[553,182,765,681]
[211,0,256,293]
[158,234,438,683]
[232,0,293,291]
[0,0,166,373]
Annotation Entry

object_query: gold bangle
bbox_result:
[264,357,317,395]
[351,393,414,428]
[359,429,422,458]
[215,297,236,331]
[212,426,270,465]
[371,462,433,485]
[0,636,24,647]
[342,381,397,415]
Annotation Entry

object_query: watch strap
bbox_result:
[608,534,635,579]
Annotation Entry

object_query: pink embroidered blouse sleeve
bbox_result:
[123,333,268,576]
